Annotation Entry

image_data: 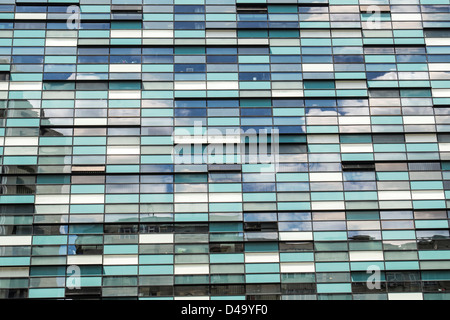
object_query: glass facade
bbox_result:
[0,0,449,301]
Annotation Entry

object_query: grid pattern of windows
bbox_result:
[0,0,449,300]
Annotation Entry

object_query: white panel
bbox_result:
[103,255,138,265]
[270,39,300,46]
[440,143,450,152]
[340,143,373,153]
[110,30,141,38]
[207,134,240,144]
[378,191,411,200]
[9,82,42,90]
[70,194,104,204]
[206,30,236,38]
[67,255,103,265]
[411,190,445,200]
[206,39,237,45]
[174,136,208,144]
[279,232,313,241]
[302,64,334,72]
[280,262,315,273]
[175,297,209,300]
[207,81,239,90]
[388,293,423,300]
[0,267,29,278]
[311,201,345,210]
[174,264,209,275]
[399,72,429,80]
[36,194,69,204]
[110,64,141,72]
[107,146,140,155]
[429,63,450,71]
[338,117,371,125]
[405,134,437,143]
[46,38,77,46]
[174,81,207,90]
[271,90,304,97]
[139,234,174,243]
[237,39,269,45]
[391,13,422,21]
[432,88,450,97]
[143,30,174,38]
[0,236,32,246]
[403,116,435,124]
[4,147,38,155]
[425,38,450,46]
[109,90,141,99]
[349,251,384,261]
[309,172,342,181]
[74,118,108,126]
[245,253,279,263]
[15,13,46,20]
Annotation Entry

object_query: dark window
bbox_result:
[174,223,208,233]
[139,224,174,233]
[281,283,316,294]
[211,285,245,295]
[279,242,313,252]
[342,162,375,171]
[246,284,280,294]
[139,286,173,297]
[373,134,405,143]
[174,285,209,296]
[209,243,244,253]
[236,3,268,13]
[244,222,278,232]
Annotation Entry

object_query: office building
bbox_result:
[0,0,449,300]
